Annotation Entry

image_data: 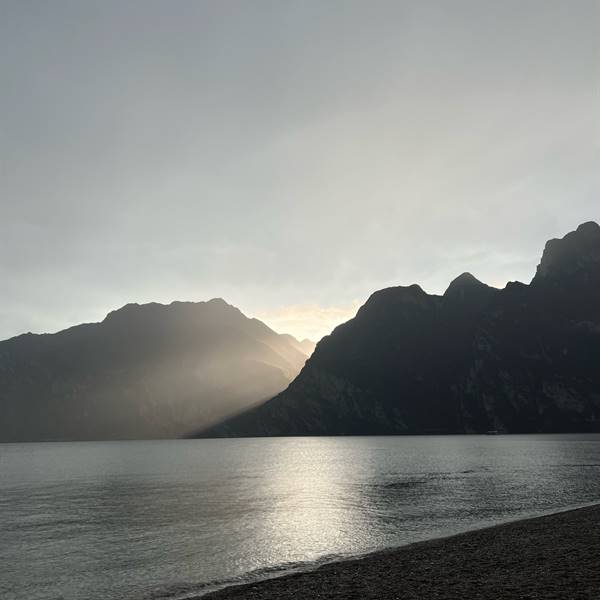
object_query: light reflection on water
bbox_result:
[2,435,600,600]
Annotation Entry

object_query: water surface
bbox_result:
[2,435,600,599]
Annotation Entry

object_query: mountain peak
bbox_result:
[103,299,241,324]
[444,272,485,294]
[576,221,600,234]
[353,284,431,323]
[206,297,230,307]
[532,221,600,285]
[443,273,497,306]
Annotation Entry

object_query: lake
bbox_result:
[2,435,600,599]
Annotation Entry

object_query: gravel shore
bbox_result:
[202,504,600,599]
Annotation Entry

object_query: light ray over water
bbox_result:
[2,435,600,599]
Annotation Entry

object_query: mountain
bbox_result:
[278,334,317,357]
[0,299,310,441]
[200,222,600,437]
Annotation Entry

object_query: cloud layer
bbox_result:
[1,1,599,340]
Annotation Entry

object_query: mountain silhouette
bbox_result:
[278,334,316,357]
[0,299,310,441]
[200,222,600,437]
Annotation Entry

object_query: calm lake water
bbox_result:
[2,435,600,599]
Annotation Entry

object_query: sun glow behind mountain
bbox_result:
[253,301,362,342]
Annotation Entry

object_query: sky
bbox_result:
[1,1,599,342]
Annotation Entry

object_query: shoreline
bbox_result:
[199,503,600,599]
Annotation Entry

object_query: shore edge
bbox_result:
[199,502,600,599]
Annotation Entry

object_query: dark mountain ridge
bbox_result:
[201,222,600,437]
[0,299,310,441]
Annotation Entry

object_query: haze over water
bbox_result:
[3,435,600,600]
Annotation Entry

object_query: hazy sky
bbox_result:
[1,1,599,341]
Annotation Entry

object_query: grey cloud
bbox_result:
[1,0,599,339]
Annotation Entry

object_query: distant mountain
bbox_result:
[278,334,316,357]
[201,222,600,437]
[0,299,310,441]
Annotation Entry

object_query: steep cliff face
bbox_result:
[201,222,600,437]
[0,299,310,441]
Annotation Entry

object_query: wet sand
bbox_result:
[202,504,600,599]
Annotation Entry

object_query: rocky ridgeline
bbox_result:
[202,222,600,436]
[0,299,312,441]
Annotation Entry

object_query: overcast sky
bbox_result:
[1,1,599,341]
